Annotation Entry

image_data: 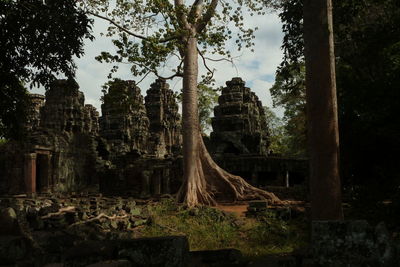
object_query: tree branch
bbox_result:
[87,11,148,40]
[87,11,178,43]
[174,0,190,30]
[197,48,215,81]
[136,71,151,85]
[154,59,184,80]
[196,0,218,33]
[188,0,204,24]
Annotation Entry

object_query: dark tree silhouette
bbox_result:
[303,0,343,220]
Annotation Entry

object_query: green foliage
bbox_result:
[198,83,219,133]
[141,199,308,258]
[0,0,93,139]
[263,106,287,155]
[0,139,8,147]
[0,0,93,87]
[84,0,278,81]
[269,63,307,157]
[0,74,32,140]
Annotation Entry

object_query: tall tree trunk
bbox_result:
[178,35,281,207]
[303,0,343,220]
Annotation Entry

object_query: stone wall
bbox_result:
[26,94,45,131]
[25,79,101,194]
[40,79,86,133]
[84,104,99,136]
[210,77,270,156]
[98,79,182,196]
[145,78,182,158]
[99,79,149,158]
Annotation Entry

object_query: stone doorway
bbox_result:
[35,154,51,192]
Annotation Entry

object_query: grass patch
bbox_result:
[138,199,309,259]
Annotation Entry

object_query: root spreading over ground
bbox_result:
[177,135,281,207]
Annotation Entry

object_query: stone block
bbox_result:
[117,236,189,267]
[312,220,399,267]
[0,207,19,235]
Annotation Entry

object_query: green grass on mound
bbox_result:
[138,199,309,259]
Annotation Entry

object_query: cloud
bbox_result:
[33,10,285,118]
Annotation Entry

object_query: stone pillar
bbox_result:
[285,170,290,188]
[162,168,171,194]
[141,170,152,198]
[153,169,162,195]
[40,154,52,192]
[24,153,37,194]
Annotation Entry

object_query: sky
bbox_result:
[32,8,284,117]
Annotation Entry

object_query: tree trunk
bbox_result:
[303,0,343,220]
[178,35,281,207]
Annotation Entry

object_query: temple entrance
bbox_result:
[35,153,51,193]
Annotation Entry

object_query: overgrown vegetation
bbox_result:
[138,199,308,259]
[273,0,400,221]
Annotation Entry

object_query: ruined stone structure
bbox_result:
[0,77,306,198]
[27,94,45,131]
[0,79,102,195]
[97,79,182,197]
[84,104,100,136]
[145,79,182,158]
[207,78,307,191]
[210,77,270,156]
[99,80,149,158]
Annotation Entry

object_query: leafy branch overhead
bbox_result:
[80,0,278,81]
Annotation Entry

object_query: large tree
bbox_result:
[275,0,400,220]
[0,0,93,139]
[303,0,343,220]
[83,0,281,206]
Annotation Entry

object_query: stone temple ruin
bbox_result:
[207,78,307,193]
[0,77,307,198]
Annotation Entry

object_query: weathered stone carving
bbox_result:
[210,77,270,156]
[40,79,86,133]
[145,78,182,158]
[27,94,45,131]
[84,104,99,136]
[99,79,149,157]
[23,79,101,194]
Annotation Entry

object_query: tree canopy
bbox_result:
[82,0,279,81]
[0,0,93,139]
[0,0,93,86]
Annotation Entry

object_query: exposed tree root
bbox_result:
[68,213,128,228]
[177,134,282,207]
[41,206,76,219]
